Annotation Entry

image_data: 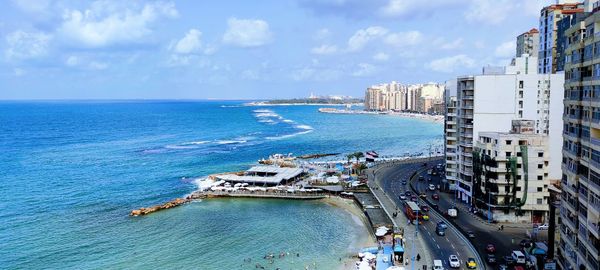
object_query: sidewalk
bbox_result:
[367,166,432,270]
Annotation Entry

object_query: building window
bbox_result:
[538,164,543,169]
[537,198,543,204]
[517,152,522,157]
[506,152,512,157]
[506,140,512,145]
[538,152,543,157]
[538,175,543,180]
[519,81,524,89]
[537,187,543,192]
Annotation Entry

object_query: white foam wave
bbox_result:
[216,140,247,145]
[193,177,214,191]
[183,141,210,145]
[221,105,241,108]
[294,124,314,130]
[253,109,273,113]
[258,119,276,124]
[265,130,313,140]
[255,112,279,118]
[282,119,294,123]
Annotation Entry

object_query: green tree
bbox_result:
[353,152,364,163]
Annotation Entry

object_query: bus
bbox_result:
[404,201,427,221]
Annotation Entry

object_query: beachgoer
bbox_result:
[417,254,421,261]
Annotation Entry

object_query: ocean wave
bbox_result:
[253,109,273,113]
[165,145,198,150]
[282,119,294,123]
[254,112,279,118]
[258,119,276,124]
[265,130,313,140]
[294,124,314,130]
[193,177,213,191]
[221,105,241,108]
[182,140,210,145]
[216,140,247,145]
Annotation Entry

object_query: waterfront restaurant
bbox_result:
[215,166,305,186]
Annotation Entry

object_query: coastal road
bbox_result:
[410,163,548,269]
[375,158,481,270]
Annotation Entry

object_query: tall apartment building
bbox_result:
[558,9,600,270]
[539,2,584,74]
[445,80,459,188]
[517,28,540,57]
[446,55,564,204]
[364,82,443,113]
[474,120,551,223]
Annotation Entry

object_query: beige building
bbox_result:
[474,120,551,223]
[516,28,540,57]
[558,8,600,270]
[364,82,443,113]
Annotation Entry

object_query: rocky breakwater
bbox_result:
[130,192,209,216]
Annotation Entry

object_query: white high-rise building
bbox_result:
[445,54,564,204]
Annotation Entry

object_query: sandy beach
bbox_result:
[321,196,377,270]
[318,108,444,124]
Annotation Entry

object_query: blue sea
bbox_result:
[0,101,442,269]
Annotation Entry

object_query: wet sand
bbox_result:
[321,196,377,269]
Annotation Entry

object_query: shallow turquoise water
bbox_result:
[0,101,442,269]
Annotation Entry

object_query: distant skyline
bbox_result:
[1,0,556,100]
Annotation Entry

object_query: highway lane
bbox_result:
[377,160,480,270]
[411,163,548,270]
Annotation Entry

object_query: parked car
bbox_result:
[421,205,430,212]
[432,193,440,200]
[466,258,477,269]
[519,239,532,248]
[535,223,549,230]
[419,192,427,198]
[405,191,412,196]
[399,195,407,200]
[428,184,436,191]
[503,256,515,266]
[431,203,439,210]
[401,180,407,185]
[486,254,497,264]
[466,231,475,238]
[497,264,508,270]
[411,196,418,202]
[449,255,460,268]
[486,244,496,253]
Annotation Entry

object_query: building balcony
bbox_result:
[579,232,599,257]
[589,219,600,239]
[562,213,578,232]
[592,137,600,147]
[463,95,474,100]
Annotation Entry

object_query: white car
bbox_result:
[536,223,549,230]
[449,255,460,268]
[428,184,436,191]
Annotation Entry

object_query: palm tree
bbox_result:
[353,152,364,163]
[356,163,367,174]
[346,153,354,164]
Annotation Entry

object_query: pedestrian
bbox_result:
[405,258,408,265]
[416,254,421,261]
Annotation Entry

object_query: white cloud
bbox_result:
[89,61,108,70]
[373,52,389,61]
[311,44,338,55]
[66,55,79,66]
[5,30,52,60]
[384,31,423,47]
[313,28,331,40]
[58,1,178,48]
[11,0,52,14]
[347,26,388,52]
[241,69,260,80]
[222,17,272,47]
[379,0,459,18]
[13,68,25,76]
[440,38,463,50]
[352,63,376,77]
[172,29,202,54]
[474,40,485,49]
[291,66,342,81]
[494,41,515,58]
[465,0,514,25]
[427,54,475,73]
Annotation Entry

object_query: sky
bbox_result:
[0,0,558,100]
